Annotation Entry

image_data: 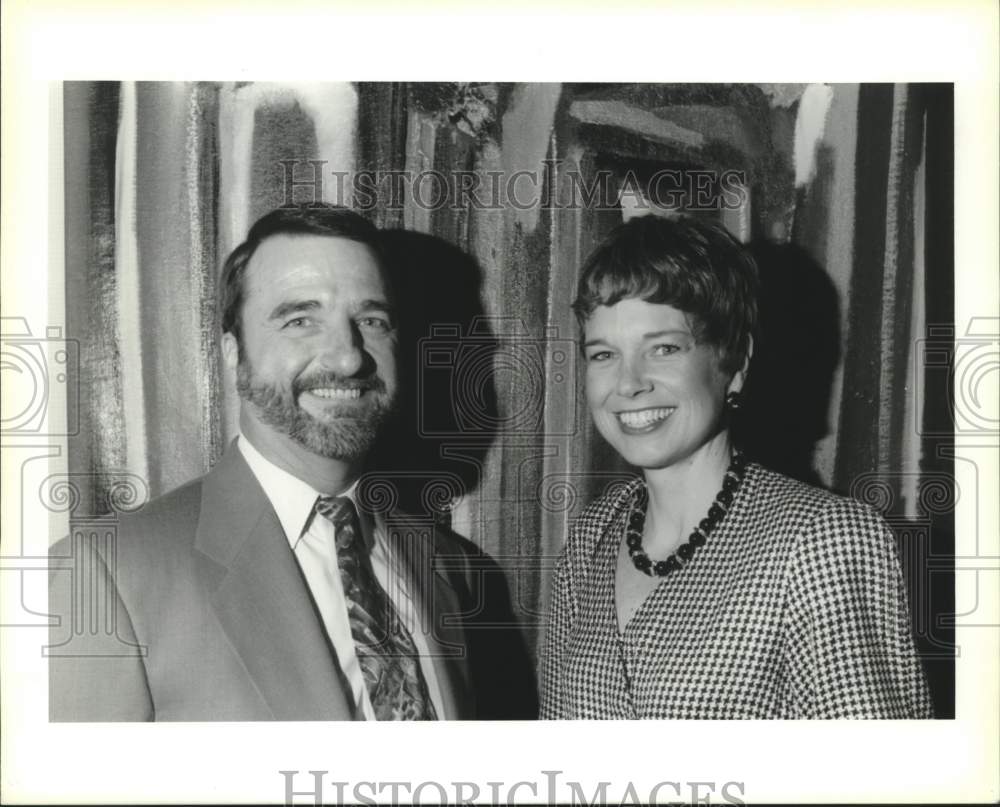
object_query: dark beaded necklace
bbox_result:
[624,451,748,577]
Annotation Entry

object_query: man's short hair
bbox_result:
[219,203,383,346]
[572,214,759,375]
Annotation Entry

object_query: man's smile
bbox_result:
[305,387,364,400]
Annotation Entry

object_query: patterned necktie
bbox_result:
[314,496,438,720]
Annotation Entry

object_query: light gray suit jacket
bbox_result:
[48,447,487,721]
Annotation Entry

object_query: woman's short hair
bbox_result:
[219,203,383,346]
[572,214,758,375]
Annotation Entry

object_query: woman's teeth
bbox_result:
[617,407,674,428]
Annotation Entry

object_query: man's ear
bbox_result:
[727,334,754,395]
[221,332,239,374]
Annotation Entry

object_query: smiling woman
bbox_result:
[582,299,739,475]
[539,215,934,719]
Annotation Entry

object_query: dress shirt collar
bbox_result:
[237,434,372,551]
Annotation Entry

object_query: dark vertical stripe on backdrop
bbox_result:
[192,83,224,470]
[921,85,955,443]
[881,85,924,482]
[919,83,955,718]
[249,98,319,219]
[833,83,894,494]
[64,82,124,516]
[356,83,408,230]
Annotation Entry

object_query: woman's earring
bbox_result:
[725,391,743,411]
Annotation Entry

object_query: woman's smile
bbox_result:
[584,298,736,470]
[615,406,676,432]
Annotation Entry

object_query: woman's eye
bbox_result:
[652,343,680,357]
[587,350,613,362]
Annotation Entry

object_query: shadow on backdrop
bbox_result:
[738,240,953,717]
[373,229,498,511]
[738,241,841,487]
[373,228,538,719]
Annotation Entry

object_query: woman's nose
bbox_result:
[616,356,651,397]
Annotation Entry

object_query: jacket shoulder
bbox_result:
[746,464,894,554]
[84,476,209,573]
[125,476,204,525]
[566,477,641,557]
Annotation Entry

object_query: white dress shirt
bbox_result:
[237,435,445,720]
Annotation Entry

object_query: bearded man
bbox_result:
[49,204,534,721]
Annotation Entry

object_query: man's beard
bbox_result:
[236,362,396,462]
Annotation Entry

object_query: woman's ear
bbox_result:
[727,334,754,394]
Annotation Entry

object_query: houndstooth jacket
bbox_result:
[540,462,934,719]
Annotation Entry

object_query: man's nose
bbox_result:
[616,356,651,397]
[315,323,365,377]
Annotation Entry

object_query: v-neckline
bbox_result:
[609,463,754,636]
[613,533,671,637]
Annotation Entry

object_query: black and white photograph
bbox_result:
[1,2,997,805]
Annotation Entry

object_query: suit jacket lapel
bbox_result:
[195,448,354,721]
[386,514,473,720]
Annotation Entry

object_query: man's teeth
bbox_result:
[617,407,673,428]
[309,387,362,400]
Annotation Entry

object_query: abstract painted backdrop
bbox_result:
[60,81,955,714]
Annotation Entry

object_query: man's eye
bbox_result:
[358,316,392,332]
[282,316,313,329]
